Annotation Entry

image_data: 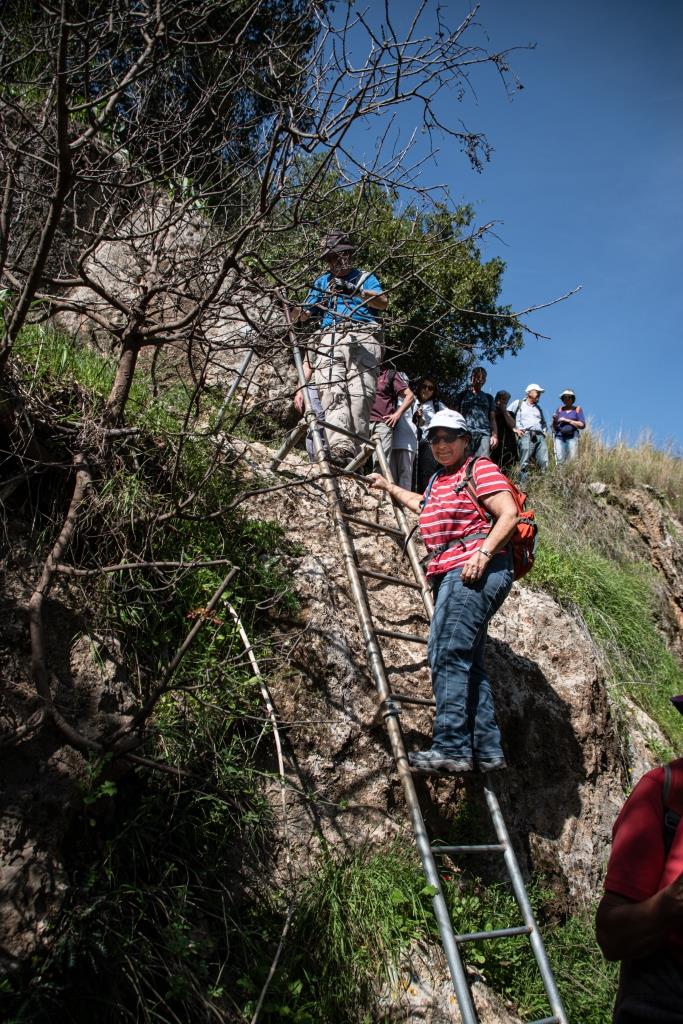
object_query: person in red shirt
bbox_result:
[596,695,683,1022]
[367,409,518,774]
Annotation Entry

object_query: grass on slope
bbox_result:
[526,440,683,756]
[252,844,617,1024]
[566,429,683,519]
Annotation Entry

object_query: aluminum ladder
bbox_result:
[269,338,569,1024]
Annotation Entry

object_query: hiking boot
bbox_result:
[328,448,355,468]
[408,750,473,774]
[477,756,507,773]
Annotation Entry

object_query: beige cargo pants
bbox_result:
[312,325,382,457]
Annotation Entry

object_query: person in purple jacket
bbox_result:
[552,388,586,464]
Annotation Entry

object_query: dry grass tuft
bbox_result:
[561,430,683,518]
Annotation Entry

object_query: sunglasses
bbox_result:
[429,429,466,444]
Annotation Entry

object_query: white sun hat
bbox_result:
[559,387,576,398]
[525,382,545,394]
[426,409,470,436]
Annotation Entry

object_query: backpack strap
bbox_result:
[454,456,494,528]
[663,762,682,857]
[514,398,525,429]
[419,467,444,510]
[401,467,443,561]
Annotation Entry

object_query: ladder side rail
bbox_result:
[281,325,479,1024]
[270,420,309,471]
[484,780,569,1024]
[213,347,255,435]
[372,441,434,618]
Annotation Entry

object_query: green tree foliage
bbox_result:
[0,0,318,194]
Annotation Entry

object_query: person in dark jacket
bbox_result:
[490,390,517,473]
[413,375,444,491]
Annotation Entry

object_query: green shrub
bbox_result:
[248,845,616,1024]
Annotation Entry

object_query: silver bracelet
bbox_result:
[479,547,492,559]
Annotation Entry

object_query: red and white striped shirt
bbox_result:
[419,457,513,576]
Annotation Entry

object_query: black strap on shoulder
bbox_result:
[419,466,444,510]
[663,763,681,857]
[453,457,493,526]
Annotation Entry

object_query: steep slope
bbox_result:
[1,399,681,1021]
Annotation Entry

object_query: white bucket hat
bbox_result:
[559,387,575,398]
[525,382,545,394]
[426,409,470,437]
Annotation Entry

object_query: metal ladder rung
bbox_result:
[455,924,532,944]
[432,843,505,854]
[359,568,422,590]
[376,627,428,644]
[342,513,406,539]
[344,446,374,473]
[315,419,373,446]
[390,693,435,707]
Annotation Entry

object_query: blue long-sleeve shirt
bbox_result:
[303,269,383,328]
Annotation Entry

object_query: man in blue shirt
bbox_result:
[292,231,387,465]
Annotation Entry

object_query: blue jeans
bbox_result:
[554,435,578,464]
[428,553,513,760]
[517,431,549,483]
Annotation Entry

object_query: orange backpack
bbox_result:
[456,457,538,581]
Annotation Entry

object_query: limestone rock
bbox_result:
[52,196,296,424]
[378,943,522,1022]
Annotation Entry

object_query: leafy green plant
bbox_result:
[530,541,683,751]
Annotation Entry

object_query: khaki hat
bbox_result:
[525,383,544,394]
[321,230,355,256]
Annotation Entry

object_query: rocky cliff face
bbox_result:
[0,543,135,971]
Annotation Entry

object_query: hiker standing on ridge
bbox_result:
[552,388,585,464]
[413,374,445,492]
[369,365,414,472]
[490,390,518,473]
[596,694,683,1022]
[453,367,497,458]
[509,383,549,484]
[366,409,518,774]
[292,231,387,466]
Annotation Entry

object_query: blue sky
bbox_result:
[348,1,683,449]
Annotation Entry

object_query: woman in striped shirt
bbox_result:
[367,409,518,774]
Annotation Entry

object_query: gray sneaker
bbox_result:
[477,756,507,772]
[408,750,473,774]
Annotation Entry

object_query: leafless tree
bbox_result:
[0,0,524,753]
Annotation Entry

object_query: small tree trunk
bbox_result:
[103,336,141,427]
